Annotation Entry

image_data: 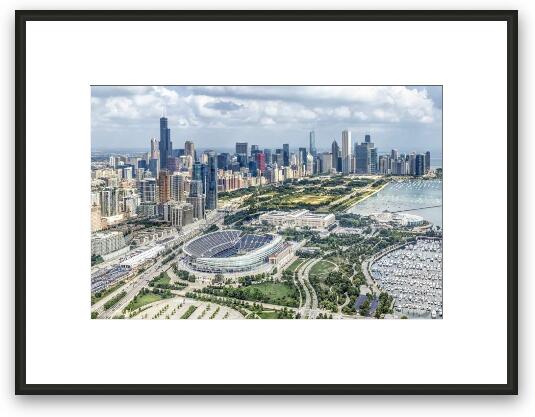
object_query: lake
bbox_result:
[347,179,443,228]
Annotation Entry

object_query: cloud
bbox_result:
[204,100,244,114]
[91,85,442,151]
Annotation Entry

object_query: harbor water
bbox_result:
[347,179,443,228]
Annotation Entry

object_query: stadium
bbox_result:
[183,230,284,273]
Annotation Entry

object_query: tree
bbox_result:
[360,299,370,316]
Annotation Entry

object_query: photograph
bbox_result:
[15,9,517,396]
[90,85,443,320]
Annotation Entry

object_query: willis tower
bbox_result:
[159,111,172,170]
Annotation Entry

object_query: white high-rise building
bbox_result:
[320,152,332,174]
[150,137,159,160]
[341,130,352,174]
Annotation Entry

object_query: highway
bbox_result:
[92,211,226,319]
[296,258,321,319]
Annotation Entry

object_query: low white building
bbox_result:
[370,212,425,227]
[119,244,165,269]
[259,209,336,230]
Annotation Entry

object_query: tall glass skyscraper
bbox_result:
[283,143,290,166]
[331,140,339,172]
[309,130,317,156]
[341,130,352,174]
[159,116,172,170]
[264,148,272,165]
[206,150,218,210]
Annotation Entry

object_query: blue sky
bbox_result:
[91,85,442,154]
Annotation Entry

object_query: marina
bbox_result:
[370,238,443,319]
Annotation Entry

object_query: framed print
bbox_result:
[15,10,518,394]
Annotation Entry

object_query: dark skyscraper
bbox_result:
[192,161,203,182]
[192,161,207,194]
[206,150,218,210]
[355,143,370,174]
[248,160,258,176]
[217,153,230,171]
[264,148,272,165]
[283,144,290,166]
[365,134,371,144]
[298,147,307,167]
[159,116,172,170]
[331,140,340,172]
[415,154,426,176]
[235,142,249,156]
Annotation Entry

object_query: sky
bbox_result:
[91,85,442,155]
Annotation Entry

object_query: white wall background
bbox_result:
[0,0,532,415]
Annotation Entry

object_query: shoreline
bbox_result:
[344,180,391,213]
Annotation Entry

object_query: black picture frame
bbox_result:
[14,10,518,395]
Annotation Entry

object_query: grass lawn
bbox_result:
[241,282,299,307]
[286,258,304,274]
[310,260,336,277]
[151,272,171,286]
[285,194,333,205]
[125,293,163,311]
[256,310,279,319]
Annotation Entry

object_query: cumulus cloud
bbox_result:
[91,85,442,152]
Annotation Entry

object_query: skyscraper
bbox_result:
[264,148,272,165]
[298,147,307,167]
[159,116,172,170]
[248,160,258,176]
[185,140,195,158]
[138,178,158,203]
[370,147,378,174]
[217,153,231,171]
[415,154,426,176]
[409,153,416,175]
[275,149,284,166]
[331,140,340,172]
[170,174,185,202]
[320,152,332,174]
[355,143,370,174]
[205,150,218,210]
[150,137,159,160]
[283,143,290,166]
[158,170,171,203]
[309,130,317,156]
[148,158,160,179]
[341,130,352,174]
[235,142,249,156]
[425,151,431,173]
[100,187,119,217]
[256,152,266,173]
[365,134,371,144]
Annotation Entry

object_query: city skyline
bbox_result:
[91,85,443,153]
[91,86,442,321]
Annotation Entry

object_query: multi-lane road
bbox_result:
[92,211,226,319]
